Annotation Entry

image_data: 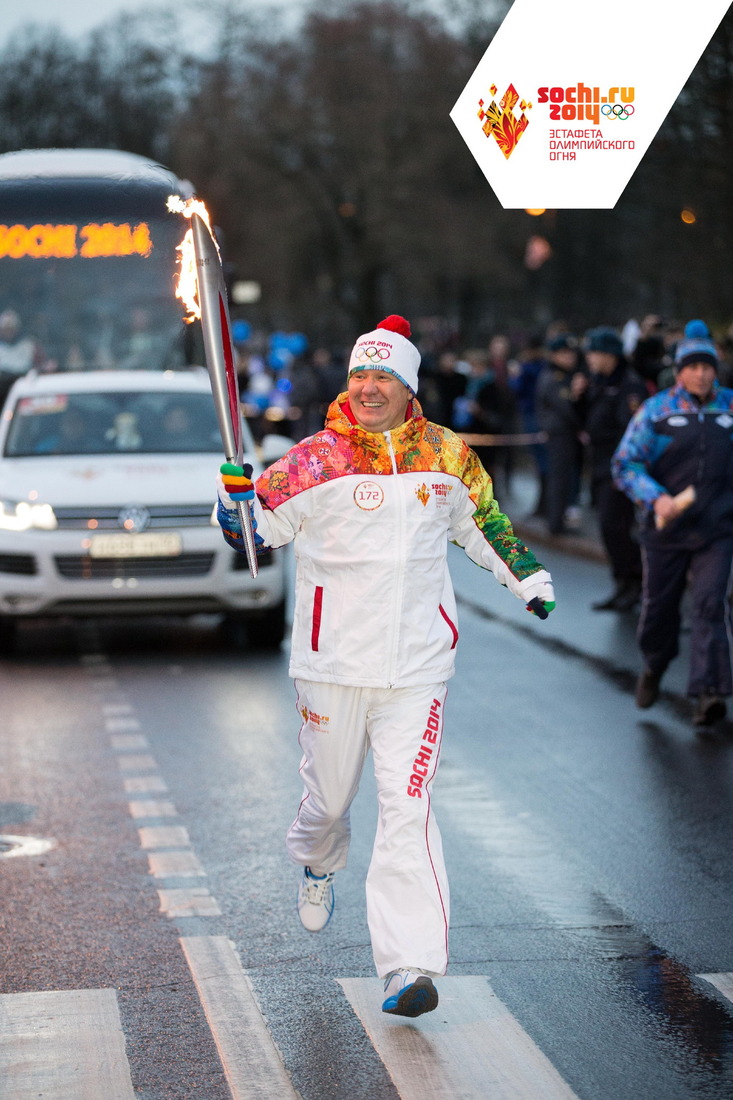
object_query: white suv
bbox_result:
[0,368,289,650]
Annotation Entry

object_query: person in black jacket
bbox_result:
[579,327,648,610]
[535,333,585,534]
[612,335,733,726]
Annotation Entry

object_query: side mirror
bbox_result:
[260,433,296,465]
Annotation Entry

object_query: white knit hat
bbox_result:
[347,315,421,394]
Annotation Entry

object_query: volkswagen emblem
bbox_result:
[118,505,151,532]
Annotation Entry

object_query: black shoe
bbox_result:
[612,580,642,611]
[592,590,622,611]
[635,668,661,708]
[592,580,641,612]
[693,693,727,727]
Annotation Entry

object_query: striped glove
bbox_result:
[220,462,254,501]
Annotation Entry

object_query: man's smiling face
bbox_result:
[347,370,411,432]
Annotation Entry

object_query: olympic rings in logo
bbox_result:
[356,345,390,362]
[601,103,635,120]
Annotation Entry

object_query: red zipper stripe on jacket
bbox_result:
[439,604,459,649]
[311,586,324,651]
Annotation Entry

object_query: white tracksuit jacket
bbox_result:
[217,394,552,684]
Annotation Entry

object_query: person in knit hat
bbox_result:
[216,314,555,1019]
[613,325,733,728]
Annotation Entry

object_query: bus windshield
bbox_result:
[0,150,199,374]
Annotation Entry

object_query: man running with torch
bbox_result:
[215,313,555,1018]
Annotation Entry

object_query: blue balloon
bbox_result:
[267,348,292,370]
[270,330,308,356]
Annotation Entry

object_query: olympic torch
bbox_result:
[188,210,259,577]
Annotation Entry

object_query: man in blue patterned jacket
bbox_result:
[612,334,733,727]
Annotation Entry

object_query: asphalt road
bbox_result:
[1,537,732,1099]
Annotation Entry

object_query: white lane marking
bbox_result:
[111,734,149,752]
[148,851,206,878]
[123,776,168,793]
[0,835,57,859]
[698,973,733,1002]
[180,936,299,1100]
[138,825,191,849]
[158,888,222,917]
[339,976,580,1100]
[128,799,178,819]
[87,678,119,691]
[117,754,158,773]
[106,716,143,733]
[0,988,135,1099]
[85,652,225,921]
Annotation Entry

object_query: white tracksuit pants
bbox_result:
[286,679,450,978]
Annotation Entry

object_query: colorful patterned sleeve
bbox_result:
[611,402,667,507]
[448,439,545,584]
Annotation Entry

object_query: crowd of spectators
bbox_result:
[230,313,733,624]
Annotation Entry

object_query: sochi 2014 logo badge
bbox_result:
[477,84,533,159]
[355,343,391,363]
[450,0,730,208]
[478,80,635,161]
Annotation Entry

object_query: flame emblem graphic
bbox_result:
[478,84,532,159]
[415,483,430,507]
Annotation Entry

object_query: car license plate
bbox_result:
[89,533,183,559]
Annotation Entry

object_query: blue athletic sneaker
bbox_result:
[382,969,439,1017]
[297,867,335,932]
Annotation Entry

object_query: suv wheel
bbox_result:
[0,616,17,654]
[222,599,287,651]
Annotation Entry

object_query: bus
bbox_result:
[0,148,198,380]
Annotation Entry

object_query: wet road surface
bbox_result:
[1,538,732,1099]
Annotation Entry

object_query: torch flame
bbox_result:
[167,195,218,324]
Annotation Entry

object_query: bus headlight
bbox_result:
[0,499,57,531]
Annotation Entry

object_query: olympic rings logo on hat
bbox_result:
[356,345,391,362]
[601,103,635,121]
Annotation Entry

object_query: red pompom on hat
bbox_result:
[347,314,421,393]
[377,315,412,339]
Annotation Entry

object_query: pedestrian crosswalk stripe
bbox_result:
[0,988,135,1099]
[698,973,733,1003]
[339,976,580,1100]
[181,936,299,1100]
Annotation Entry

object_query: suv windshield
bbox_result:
[5,391,222,457]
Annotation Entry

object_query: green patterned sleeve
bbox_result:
[455,448,545,583]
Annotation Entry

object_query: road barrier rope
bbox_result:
[458,431,547,447]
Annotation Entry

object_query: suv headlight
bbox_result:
[0,499,57,531]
